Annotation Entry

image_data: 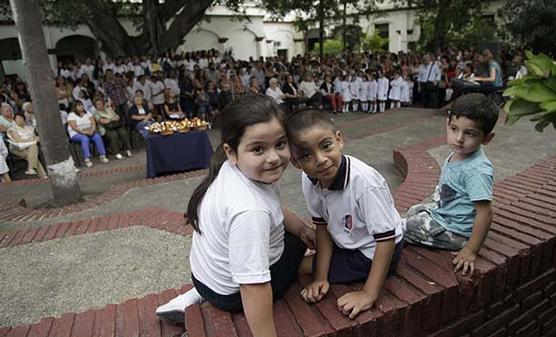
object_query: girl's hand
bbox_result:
[301,279,329,303]
[299,224,316,249]
[337,290,377,319]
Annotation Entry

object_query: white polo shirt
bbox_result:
[302,155,403,259]
[190,161,285,295]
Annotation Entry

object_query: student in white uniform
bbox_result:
[368,73,378,113]
[155,96,315,336]
[400,74,412,106]
[285,109,404,320]
[359,74,370,113]
[377,71,389,113]
[388,71,403,110]
[340,74,352,113]
[349,74,360,112]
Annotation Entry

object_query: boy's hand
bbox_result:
[452,247,477,276]
[301,279,329,303]
[337,290,377,319]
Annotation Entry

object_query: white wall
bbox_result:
[262,23,302,59]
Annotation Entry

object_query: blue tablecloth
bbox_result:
[146,131,213,178]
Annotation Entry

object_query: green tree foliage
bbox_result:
[499,0,556,57]
[0,0,245,57]
[391,0,485,51]
[313,38,343,56]
[360,31,388,53]
[504,51,556,132]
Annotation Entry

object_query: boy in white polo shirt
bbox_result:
[286,109,403,319]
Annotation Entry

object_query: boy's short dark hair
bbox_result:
[449,93,499,135]
[286,109,336,146]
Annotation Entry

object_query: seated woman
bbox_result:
[282,74,302,112]
[194,87,211,122]
[298,73,323,108]
[93,97,132,159]
[129,94,155,139]
[7,114,47,177]
[163,88,185,119]
[320,74,342,113]
[265,77,288,111]
[474,49,504,94]
[67,101,109,168]
[22,101,37,129]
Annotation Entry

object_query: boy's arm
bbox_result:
[282,207,315,249]
[452,200,493,275]
[240,282,277,337]
[301,224,334,303]
[337,239,395,319]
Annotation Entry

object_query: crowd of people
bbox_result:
[0,46,525,182]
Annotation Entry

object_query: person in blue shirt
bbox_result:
[475,49,504,92]
[403,93,499,276]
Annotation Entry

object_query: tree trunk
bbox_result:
[82,0,142,57]
[342,1,347,52]
[318,0,324,58]
[9,0,82,205]
[159,0,214,52]
[77,0,212,57]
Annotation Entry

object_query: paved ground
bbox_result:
[0,107,555,328]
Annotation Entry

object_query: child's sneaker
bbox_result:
[100,155,109,164]
[115,153,123,160]
[84,159,93,168]
[126,150,133,158]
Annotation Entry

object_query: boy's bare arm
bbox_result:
[301,225,333,303]
[337,239,395,319]
[282,208,315,249]
[240,283,277,337]
[453,200,493,275]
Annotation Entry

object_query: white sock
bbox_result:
[352,103,358,112]
[155,287,204,314]
[380,102,385,112]
[396,102,401,109]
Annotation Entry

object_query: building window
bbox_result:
[274,41,281,47]
[375,23,389,39]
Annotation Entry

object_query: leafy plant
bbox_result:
[504,51,556,131]
[313,38,343,56]
[360,32,388,53]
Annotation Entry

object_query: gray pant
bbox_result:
[403,203,468,251]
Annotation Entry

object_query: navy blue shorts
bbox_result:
[313,241,403,284]
[192,232,306,312]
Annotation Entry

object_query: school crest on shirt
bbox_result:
[343,214,353,233]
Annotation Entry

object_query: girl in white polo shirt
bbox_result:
[155,95,314,336]
[285,109,403,320]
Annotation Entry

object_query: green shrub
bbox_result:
[504,51,556,132]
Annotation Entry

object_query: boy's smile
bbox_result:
[446,116,493,162]
[291,126,344,188]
